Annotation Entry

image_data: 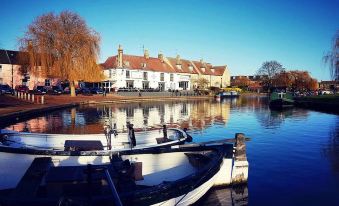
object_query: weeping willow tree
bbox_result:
[324,30,339,81]
[19,11,103,96]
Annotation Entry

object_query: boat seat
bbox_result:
[156,137,173,144]
[64,140,104,151]
[185,153,213,168]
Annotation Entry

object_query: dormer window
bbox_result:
[124,61,130,67]
[188,65,193,72]
[201,67,205,72]
[141,63,146,68]
[176,64,182,70]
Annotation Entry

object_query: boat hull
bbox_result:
[0,128,188,150]
[0,143,249,206]
[269,98,294,109]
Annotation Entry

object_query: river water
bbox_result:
[3,96,339,205]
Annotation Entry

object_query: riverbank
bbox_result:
[0,94,213,126]
[294,94,339,114]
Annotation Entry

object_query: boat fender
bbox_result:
[183,128,193,142]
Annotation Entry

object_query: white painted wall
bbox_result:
[104,67,182,91]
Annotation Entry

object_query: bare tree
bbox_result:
[323,30,338,81]
[18,11,103,96]
[257,60,285,91]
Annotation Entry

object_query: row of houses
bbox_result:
[101,45,230,91]
[0,46,230,91]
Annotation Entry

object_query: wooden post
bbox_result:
[231,133,249,185]
[234,133,247,161]
[163,125,167,139]
[41,95,45,104]
[127,122,136,148]
[31,94,35,103]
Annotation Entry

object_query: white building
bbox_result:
[101,45,230,91]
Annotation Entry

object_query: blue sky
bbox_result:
[0,0,338,80]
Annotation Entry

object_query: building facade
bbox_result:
[0,49,59,90]
[101,45,230,91]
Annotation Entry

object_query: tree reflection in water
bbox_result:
[255,108,309,129]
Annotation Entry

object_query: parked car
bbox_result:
[91,87,104,94]
[321,90,333,95]
[79,87,92,95]
[33,86,47,95]
[15,85,29,93]
[0,84,14,94]
[63,87,81,95]
[49,86,63,95]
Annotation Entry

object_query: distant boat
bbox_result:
[0,135,249,206]
[215,91,240,99]
[269,92,294,109]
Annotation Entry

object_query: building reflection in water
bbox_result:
[5,97,313,134]
[5,99,231,134]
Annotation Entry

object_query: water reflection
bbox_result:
[4,97,313,134]
[195,185,248,206]
[5,99,232,134]
[256,108,309,129]
[323,119,339,178]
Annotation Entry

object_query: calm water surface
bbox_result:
[3,96,339,206]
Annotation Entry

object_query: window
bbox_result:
[142,81,149,89]
[179,81,188,90]
[158,82,165,91]
[160,73,164,81]
[126,70,130,78]
[45,79,51,86]
[126,80,134,88]
[126,107,134,118]
[170,74,173,82]
[143,72,148,80]
[188,65,193,72]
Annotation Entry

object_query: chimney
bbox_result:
[176,55,181,65]
[117,45,123,67]
[144,49,149,59]
[158,52,164,63]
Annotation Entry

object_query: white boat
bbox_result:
[0,133,249,206]
[0,126,189,151]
